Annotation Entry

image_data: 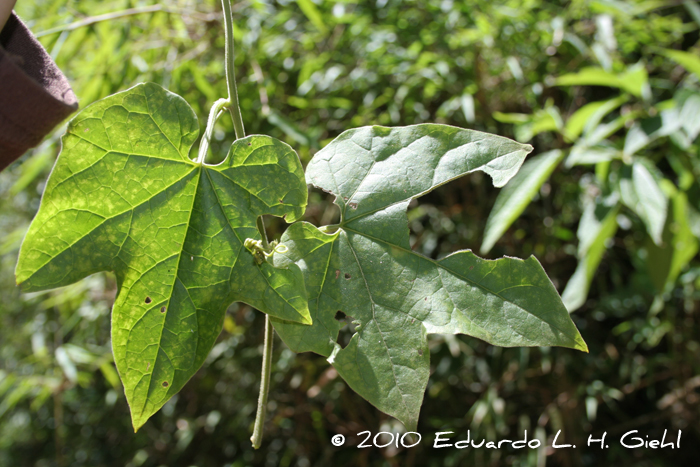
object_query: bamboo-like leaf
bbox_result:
[618,162,668,245]
[662,49,700,79]
[676,89,700,141]
[493,107,562,143]
[623,108,682,157]
[562,198,619,312]
[555,64,650,99]
[565,145,619,167]
[563,95,629,142]
[296,0,329,35]
[646,191,699,292]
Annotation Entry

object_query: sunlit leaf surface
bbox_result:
[16,83,311,430]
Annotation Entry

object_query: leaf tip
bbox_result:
[479,241,494,256]
[400,416,419,433]
[576,339,589,354]
[14,262,28,287]
[14,274,34,292]
[131,416,146,433]
[300,314,313,326]
[129,404,154,433]
[284,207,306,224]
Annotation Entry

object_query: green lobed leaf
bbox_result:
[15,83,311,430]
[481,150,565,254]
[272,124,587,430]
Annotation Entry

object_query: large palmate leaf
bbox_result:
[271,124,587,430]
[15,83,311,430]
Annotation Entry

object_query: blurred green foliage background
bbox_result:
[1,0,700,465]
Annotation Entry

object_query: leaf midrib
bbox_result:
[332,146,528,226]
[293,234,338,351]
[341,226,580,347]
[136,164,202,422]
[340,231,413,419]
[20,165,197,284]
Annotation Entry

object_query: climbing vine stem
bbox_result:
[222,0,245,139]
[251,216,273,448]
[251,313,274,449]
[220,0,271,446]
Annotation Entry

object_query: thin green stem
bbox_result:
[250,314,274,449]
[221,0,246,139]
[197,98,230,164]
[224,0,266,448]
[250,215,273,449]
